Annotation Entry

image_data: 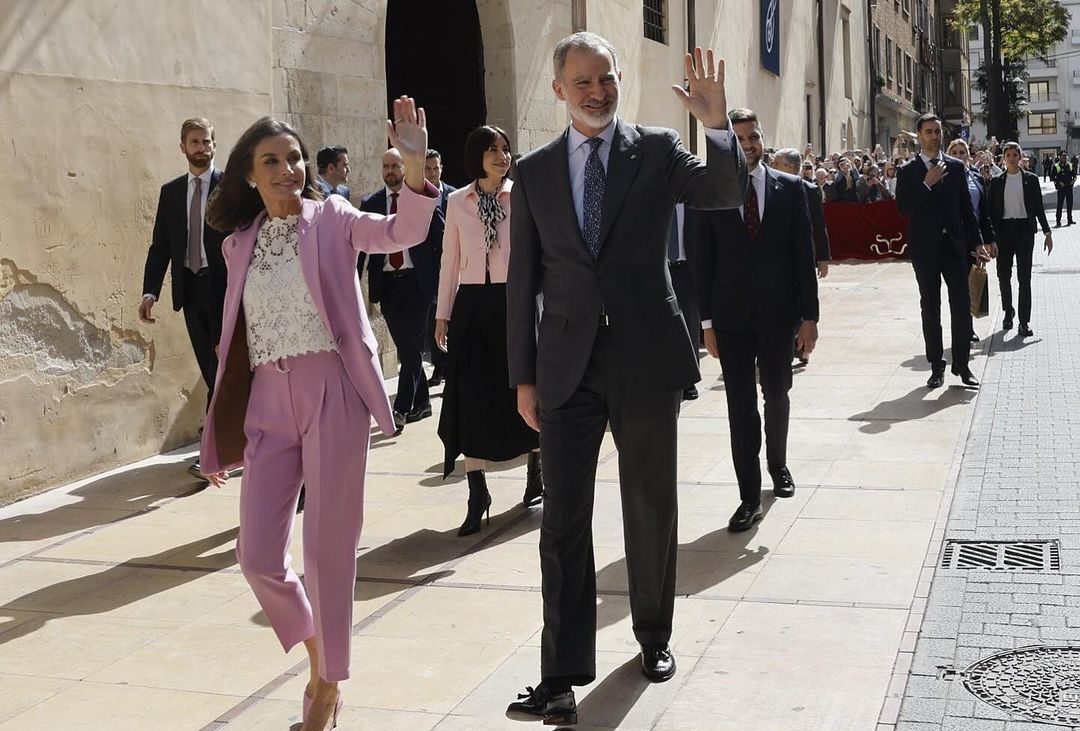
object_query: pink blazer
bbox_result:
[199,186,438,473]
[435,180,513,320]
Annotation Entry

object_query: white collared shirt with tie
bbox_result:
[142,168,212,302]
[381,186,415,271]
[186,168,212,271]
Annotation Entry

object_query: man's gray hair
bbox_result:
[553,32,620,78]
[772,148,802,169]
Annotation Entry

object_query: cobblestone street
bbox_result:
[894,200,1080,730]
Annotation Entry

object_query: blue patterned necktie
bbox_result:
[582,137,605,259]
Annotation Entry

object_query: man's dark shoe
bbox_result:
[392,410,407,434]
[1003,314,1014,330]
[682,385,699,401]
[770,466,796,498]
[1056,221,1062,228]
[506,683,577,725]
[405,402,433,423]
[728,501,763,532]
[641,644,677,682]
[970,332,980,343]
[951,367,980,388]
[428,374,443,387]
[927,366,946,389]
[1018,323,1034,337]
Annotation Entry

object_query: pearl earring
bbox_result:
[248,180,256,188]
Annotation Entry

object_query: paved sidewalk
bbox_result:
[0,257,990,730]
[893,217,1080,729]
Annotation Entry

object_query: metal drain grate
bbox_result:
[940,540,1060,571]
[943,646,1080,726]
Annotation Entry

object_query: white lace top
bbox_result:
[243,214,338,367]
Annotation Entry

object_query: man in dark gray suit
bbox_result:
[504,33,746,726]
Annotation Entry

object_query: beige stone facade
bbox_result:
[1,0,869,502]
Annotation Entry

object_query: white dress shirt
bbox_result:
[740,164,767,223]
[143,167,212,301]
[918,152,944,191]
[1003,171,1028,220]
[381,186,415,271]
[671,203,687,262]
[186,168,212,271]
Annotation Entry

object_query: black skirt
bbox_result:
[438,282,538,477]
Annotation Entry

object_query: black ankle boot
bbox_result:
[458,471,492,537]
[523,451,544,508]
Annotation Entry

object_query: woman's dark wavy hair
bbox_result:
[207,117,323,232]
[463,125,512,182]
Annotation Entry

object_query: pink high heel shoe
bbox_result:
[302,688,343,729]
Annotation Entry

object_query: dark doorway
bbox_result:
[385,0,487,188]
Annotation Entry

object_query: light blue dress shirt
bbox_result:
[566,118,736,235]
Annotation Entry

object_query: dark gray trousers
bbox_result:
[537,328,680,686]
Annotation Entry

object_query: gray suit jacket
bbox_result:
[507,119,747,409]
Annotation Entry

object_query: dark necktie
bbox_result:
[582,138,605,259]
[743,182,760,240]
[387,193,404,269]
[187,177,203,271]
[667,210,681,262]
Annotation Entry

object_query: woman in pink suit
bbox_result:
[434,125,542,536]
[200,98,438,731]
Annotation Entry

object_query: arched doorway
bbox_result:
[385,0,487,187]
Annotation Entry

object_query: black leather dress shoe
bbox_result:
[641,644,677,682]
[1003,315,1014,330]
[970,332,980,343]
[951,368,980,387]
[927,367,945,389]
[405,403,433,423]
[770,467,796,498]
[506,683,577,725]
[682,385,699,401]
[1018,324,1034,337]
[428,373,443,387]
[392,411,407,434]
[728,502,763,532]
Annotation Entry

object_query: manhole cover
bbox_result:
[947,646,1080,726]
[940,540,1060,571]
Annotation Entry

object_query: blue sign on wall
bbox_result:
[761,0,780,76]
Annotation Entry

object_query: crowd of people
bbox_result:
[134,29,1062,731]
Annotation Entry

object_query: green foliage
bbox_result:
[951,0,1070,61]
[970,61,1027,125]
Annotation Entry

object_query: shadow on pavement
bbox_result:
[0,528,238,647]
[570,654,651,730]
[848,385,976,433]
[0,462,208,546]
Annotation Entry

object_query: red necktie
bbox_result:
[387,193,404,269]
[743,183,760,240]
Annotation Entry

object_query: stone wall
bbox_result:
[1,0,871,503]
[0,0,272,503]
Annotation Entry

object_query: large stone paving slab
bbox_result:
[0,259,979,729]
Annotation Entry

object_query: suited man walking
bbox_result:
[504,34,746,726]
[139,117,228,479]
[424,149,456,387]
[988,142,1054,337]
[895,114,991,389]
[1052,151,1076,227]
[362,148,445,431]
[687,111,819,533]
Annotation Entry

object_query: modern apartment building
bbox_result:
[969,0,1080,159]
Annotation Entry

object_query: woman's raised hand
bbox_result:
[386,96,428,161]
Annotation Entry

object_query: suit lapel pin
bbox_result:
[631,154,637,159]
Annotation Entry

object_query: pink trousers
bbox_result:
[237,350,369,682]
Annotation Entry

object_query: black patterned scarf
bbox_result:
[475,183,506,254]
